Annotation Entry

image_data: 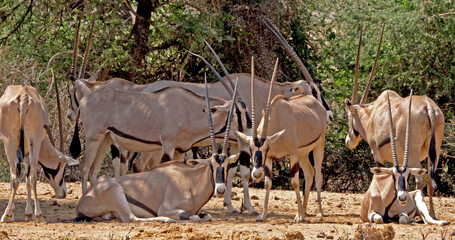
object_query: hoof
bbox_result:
[25,214,34,221]
[35,215,45,223]
[1,214,13,223]
[189,215,201,222]
[249,210,259,216]
[255,218,265,222]
[294,214,306,223]
[316,215,323,222]
[167,219,177,223]
[438,221,449,226]
[228,209,239,214]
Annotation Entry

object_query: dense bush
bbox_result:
[0,0,453,195]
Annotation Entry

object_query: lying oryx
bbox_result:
[0,85,79,223]
[345,25,444,218]
[235,59,328,222]
[74,75,239,223]
[360,91,448,225]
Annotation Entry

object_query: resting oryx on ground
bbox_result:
[0,85,79,223]
[74,75,240,223]
[360,91,448,225]
[235,59,328,222]
[345,24,444,218]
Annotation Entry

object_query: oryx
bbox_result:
[0,85,79,223]
[73,75,239,223]
[360,91,448,225]
[345,24,444,218]
[235,59,328,222]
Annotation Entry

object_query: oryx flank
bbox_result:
[73,75,240,223]
[235,59,328,222]
[345,24,444,218]
[0,85,79,223]
[360,91,448,225]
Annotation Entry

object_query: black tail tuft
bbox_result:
[69,121,82,159]
[73,214,93,222]
[16,128,25,176]
[429,134,437,191]
[110,145,119,160]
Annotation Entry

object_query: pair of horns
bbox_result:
[352,23,385,104]
[387,90,412,169]
[205,74,239,157]
[250,56,279,140]
[71,15,96,81]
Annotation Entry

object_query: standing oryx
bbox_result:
[0,85,79,223]
[345,24,444,218]
[74,75,240,223]
[235,59,328,222]
[360,91,448,225]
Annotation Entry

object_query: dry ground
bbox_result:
[0,182,453,240]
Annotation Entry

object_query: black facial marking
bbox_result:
[239,151,251,168]
[39,162,61,180]
[291,163,300,177]
[235,105,244,133]
[353,129,360,138]
[254,137,265,148]
[311,85,318,99]
[125,194,157,216]
[216,166,225,183]
[245,111,252,129]
[321,95,331,112]
[398,175,406,192]
[254,151,263,169]
[160,153,171,163]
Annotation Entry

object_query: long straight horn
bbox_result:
[260,15,313,83]
[403,90,413,168]
[386,92,398,167]
[360,23,385,104]
[221,78,240,156]
[251,56,257,139]
[204,73,218,155]
[262,58,279,138]
[352,24,364,104]
[187,50,234,97]
[71,18,82,81]
[79,16,96,79]
[204,40,247,107]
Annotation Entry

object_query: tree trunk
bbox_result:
[131,0,153,74]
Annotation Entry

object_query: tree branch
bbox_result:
[0,0,34,45]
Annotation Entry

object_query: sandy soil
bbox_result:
[0,182,453,240]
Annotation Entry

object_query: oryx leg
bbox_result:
[413,190,448,225]
[224,160,238,214]
[157,209,210,222]
[119,149,129,176]
[367,194,384,224]
[256,157,273,222]
[82,134,107,192]
[290,154,305,222]
[25,157,33,220]
[313,140,325,221]
[1,141,20,223]
[239,151,256,214]
[88,136,112,186]
[426,158,436,219]
[111,145,121,177]
[28,137,44,222]
[299,155,314,217]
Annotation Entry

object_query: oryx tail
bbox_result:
[16,94,29,176]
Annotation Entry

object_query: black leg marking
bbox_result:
[239,151,251,168]
[125,194,157,216]
[73,215,93,222]
[110,145,120,160]
[69,121,82,159]
[128,152,139,171]
[179,212,192,220]
[291,162,300,178]
[264,165,272,179]
[429,134,437,190]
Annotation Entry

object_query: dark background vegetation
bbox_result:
[0,0,454,196]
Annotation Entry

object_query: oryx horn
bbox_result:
[78,16,96,79]
[186,50,234,97]
[204,40,247,108]
[71,18,82,81]
[262,58,279,138]
[260,15,313,84]
[386,92,398,167]
[251,55,257,139]
[360,23,385,104]
[403,90,413,168]
[221,77,240,156]
[204,73,218,155]
[352,24,364,104]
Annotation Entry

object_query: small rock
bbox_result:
[231,192,237,196]
[232,196,240,201]
[326,236,334,239]
[52,200,59,206]
[251,195,259,200]
[346,222,353,225]
[274,196,280,200]
[317,232,325,238]
[284,231,304,240]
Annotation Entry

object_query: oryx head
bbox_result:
[260,15,333,123]
[67,17,95,122]
[345,23,385,149]
[204,74,240,196]
[235,58,285,181]
[370,91,426,206]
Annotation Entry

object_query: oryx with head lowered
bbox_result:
[235,59,328,222]
[360,91,448,225]
[74,75,239,223]
[0,85,79,223]
[345,24,444,218]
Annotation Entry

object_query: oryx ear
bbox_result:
[186,159,210,166]
[210,101,231,113]
[75,80,94,97]
[410,168,427,176]
[232,131,250,144]
[370,167,393,175]
[291,81,311,95]
[268,129,286,144]
[345,98,353,107]
[62,155,80,166]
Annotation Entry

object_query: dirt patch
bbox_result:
[0,182,453,239]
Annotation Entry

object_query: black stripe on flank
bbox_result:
[298,134,322,149]
[107,127,161,145]
[125,194,158,216]
[378,137,390,149]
